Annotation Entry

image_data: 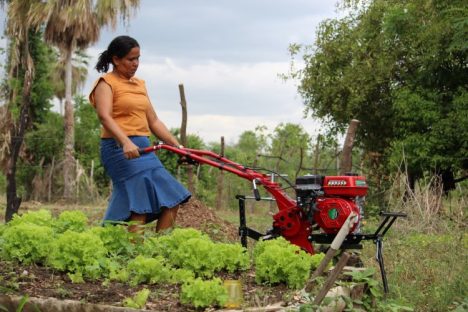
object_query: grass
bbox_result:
[216,201,274,235]
[0,196,106,224]
[359,177,468,312]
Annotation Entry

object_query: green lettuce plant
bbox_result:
[126,255,172,286]
[254,237,314,289]
[47,230,108,282]
[180,278,228,308]
[8,209,53,227]
[2,223,54,264]
[54,210,88,233]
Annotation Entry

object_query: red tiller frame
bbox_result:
[139,143,314,253]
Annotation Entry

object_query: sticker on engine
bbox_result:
[328,208,338,220]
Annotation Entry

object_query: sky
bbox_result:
[1,0,342,144]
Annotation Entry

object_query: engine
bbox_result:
[295,174,367,234]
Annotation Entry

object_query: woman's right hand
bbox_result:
[122,141,140,159]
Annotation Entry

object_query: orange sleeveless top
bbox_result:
[89,72,152,138]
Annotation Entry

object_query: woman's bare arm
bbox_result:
[146,104,181,147]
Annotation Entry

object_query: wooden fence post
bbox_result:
[216,136,225,210]
[178,84,194,193]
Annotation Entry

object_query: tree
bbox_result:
[233,129,265,166]
[30,0,140,201]
[0,0,55,221]
[268,123,311,181]
[292,0,467,193]
[51,49,89,115]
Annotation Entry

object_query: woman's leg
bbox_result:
[128,212,146,234]
[156,206,179,232]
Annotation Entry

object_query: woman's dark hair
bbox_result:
[95,35,140,73]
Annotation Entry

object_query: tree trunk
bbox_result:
[295,147,303,179]
[215,136,225,210]
[339,119,359,175]
[403,171,417,202]
[178,84,194,193]
[48,156,55,202]
[5,37,33,222]
[63,46,76,201]
[440,169,456,195]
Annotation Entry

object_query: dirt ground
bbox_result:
[0,198,295,311]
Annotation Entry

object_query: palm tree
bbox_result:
[2,0,37,221]
[30,0,140,200]
[51,49,89,115]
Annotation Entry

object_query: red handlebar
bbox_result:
[142,143,313,253]
[140,143,294,206]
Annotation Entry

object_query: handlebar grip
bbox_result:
[253,188,261,201]
[138,146,156,155]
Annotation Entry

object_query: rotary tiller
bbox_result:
[139,143,405,292]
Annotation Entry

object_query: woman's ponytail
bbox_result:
[95,50,111,73]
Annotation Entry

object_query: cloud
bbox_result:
[137,58,299,115]
[95,0,338,63]
[157,109,322,145]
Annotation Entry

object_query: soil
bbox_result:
[0,198,295,311]
[177,198,240,242]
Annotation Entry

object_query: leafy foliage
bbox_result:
[141,228,249,278]
[123,288,151,309]
[54,210,88,233]
[214,243,250,273]
[1,223,54,264]
[254,237,316,289]
[47,230,109,282]
[170,237,222,277]
[8,209,51,226]
[90,225,135,257]
[125,255,171,286]
[0,217,253,308]
[180,278,228,308]
[290,0,468,193]
[344,268,414,311]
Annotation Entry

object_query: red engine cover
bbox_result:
[314,197,360,234]
[322,176,368,197]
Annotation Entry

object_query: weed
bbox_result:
[123,288,151,309]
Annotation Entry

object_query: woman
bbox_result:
[89,35,191,232]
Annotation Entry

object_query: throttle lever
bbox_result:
[252,179,261,201]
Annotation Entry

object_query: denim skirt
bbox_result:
[100,136,191,223]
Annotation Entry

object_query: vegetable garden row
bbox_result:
[0,210,325,310]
